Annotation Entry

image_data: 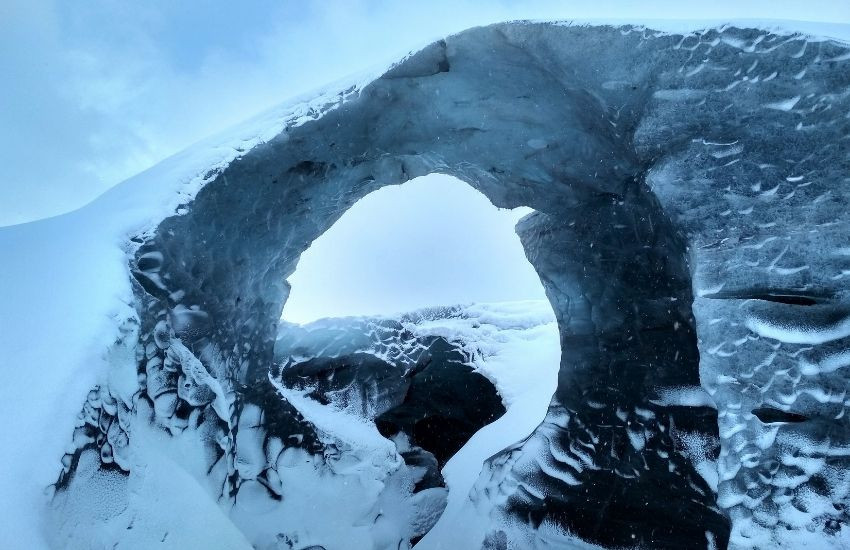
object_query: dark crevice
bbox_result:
[702,290,827,306]
[753,294,822,306]
[374,337,506,467]
[287,160,328,178]
[752,407,809,424]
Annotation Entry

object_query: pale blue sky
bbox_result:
[281,174,542,323]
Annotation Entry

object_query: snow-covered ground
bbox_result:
[273,300,562,549]
[407,301,562,548]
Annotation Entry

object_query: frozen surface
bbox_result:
[273,300,561,548]
[276,301,561,546]
[409,302,562,548]
[48,300,556,549]
[1,18,850,550]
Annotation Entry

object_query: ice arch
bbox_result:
[51,22,850,550]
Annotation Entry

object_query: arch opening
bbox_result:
[282,173,547,323]
[274,173,563,545]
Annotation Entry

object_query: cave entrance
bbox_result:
[62,25,735,549]
[274,173,562,543]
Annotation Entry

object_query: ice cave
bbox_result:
[1,20,850,550]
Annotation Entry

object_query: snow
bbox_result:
[764,95,802,111]
[48,421,255,550]
[745,308,850,345]
[652,385,717,408]
[272,300,562,549]
[401,301,562,549]
[269,375,400,464]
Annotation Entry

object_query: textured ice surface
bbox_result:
[2,19,850,550]
[48,302,554,549]
[275,301,562,548]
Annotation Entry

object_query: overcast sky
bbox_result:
[281,174,542,323]
[2,0,848,226]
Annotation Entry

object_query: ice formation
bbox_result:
[1,19,850,550]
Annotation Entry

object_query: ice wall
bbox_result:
[45,22,850,550]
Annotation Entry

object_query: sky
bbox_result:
[2,0,849,227]
[281,174,543,323]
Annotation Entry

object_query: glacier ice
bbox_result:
[0,19,849,550]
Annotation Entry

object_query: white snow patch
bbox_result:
[746,313,850,344]
[653,385,717,408]
[764,95,801,111]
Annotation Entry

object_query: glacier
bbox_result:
[1,19,850,550]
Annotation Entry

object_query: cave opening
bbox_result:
[273,172,563,544]
[280,173,549,323]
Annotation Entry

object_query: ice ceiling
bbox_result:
[44,22,850,550]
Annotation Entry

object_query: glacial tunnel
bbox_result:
[49,22,850,550]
